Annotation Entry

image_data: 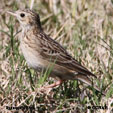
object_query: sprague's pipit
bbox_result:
[7,9,105,94]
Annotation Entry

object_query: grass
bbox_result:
[0,0,113,112]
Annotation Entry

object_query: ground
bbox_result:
[0,0,113,113]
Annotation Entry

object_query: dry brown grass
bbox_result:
[0,0,113,113]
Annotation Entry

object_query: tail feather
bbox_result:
[74,74,105,95]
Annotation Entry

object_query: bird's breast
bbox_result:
[20,38,44,71]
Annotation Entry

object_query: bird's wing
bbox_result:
[39,33,96,77]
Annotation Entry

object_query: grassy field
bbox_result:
[0,0,113,112]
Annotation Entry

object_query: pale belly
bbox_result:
[20,42,44,71]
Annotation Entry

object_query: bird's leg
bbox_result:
[40,80,64,93]
[45,80,64,88]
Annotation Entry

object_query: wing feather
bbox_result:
[39,33,96,77]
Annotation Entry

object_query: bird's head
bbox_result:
[7,9,42,29]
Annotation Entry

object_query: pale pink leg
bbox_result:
[45,80,64,88]
[40,80,64,93]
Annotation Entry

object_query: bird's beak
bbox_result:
[7,11,17,17]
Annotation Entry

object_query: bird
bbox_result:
[7,9,105,94]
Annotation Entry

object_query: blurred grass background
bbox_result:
[0,0,113,112]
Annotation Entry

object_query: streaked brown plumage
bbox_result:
[7,9,104,94]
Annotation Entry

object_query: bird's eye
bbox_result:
[20,13,25,18]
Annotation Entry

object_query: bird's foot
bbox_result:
[39,80,64,94]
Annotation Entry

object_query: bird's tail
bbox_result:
[74,74,105,95]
